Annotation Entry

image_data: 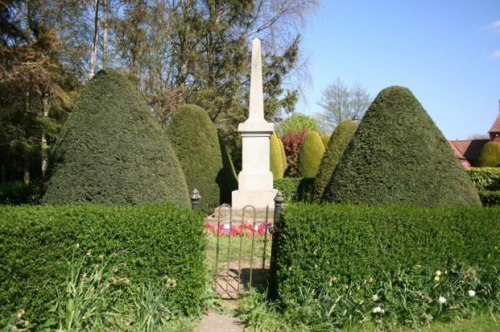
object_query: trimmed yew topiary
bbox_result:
[280,137,287,175]
[43,70,190,206]
[298,131,325,178]
[270,132,286,179]
[477,141,500,167]
[323,86,481,207]
[313,120,357,201]
[321,134,330,147]
[167,104,238,212]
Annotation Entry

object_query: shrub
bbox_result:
[276,113,320,136]
[313,120,357,201]
[298,131,325,178]
[43,70,190,206]
[269,203,500,320]
[274,178,314,203]
[270,132,286,179]
[274,178,302,203]
[467,167,500,191]
[324,86,481,207]
[0,204,206,327]
[477,141,500,167]
[281,129,308,177]
[321,134,330,147]
[0,180,41,204]
[479,190,500,206]
[167,104,237,211]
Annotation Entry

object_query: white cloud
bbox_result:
[491,50,500,59]
[481,20,500,32]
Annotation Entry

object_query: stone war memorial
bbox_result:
[231,38,278,211]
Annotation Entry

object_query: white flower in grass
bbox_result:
[435,270,442,277]
[438,296,447,304]
[371,294,380,302]
[434,275,440,282]
[468,290,476,297]
[372,306,385,314]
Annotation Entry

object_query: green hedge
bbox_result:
[274,178,314,203]
[479,190,500,206]
[270,203,500,306]
[0,204,205,326]
[468,167,500,191]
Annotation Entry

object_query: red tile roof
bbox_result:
[448,139,489,162]
[489,112,500,133]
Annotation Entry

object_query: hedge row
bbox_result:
[274,178,313,203]
[0,204,206,326]
[467,167,500,191]
[270,203,500,306]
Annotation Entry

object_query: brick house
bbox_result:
[449,109,500,168]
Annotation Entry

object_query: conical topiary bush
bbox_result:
[313,120,357,201]
[298,131,325,178]
[323,86,481,207]
[270,132,286,179]
[167,104,238,212]
[43,70,190,206]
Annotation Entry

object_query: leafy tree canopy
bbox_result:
[276,113,320,136]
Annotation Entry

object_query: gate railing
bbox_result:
[194,190,283,299]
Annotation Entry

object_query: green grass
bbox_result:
[205,229,272,278]
[345,314,499,332]
[237,288,499,332]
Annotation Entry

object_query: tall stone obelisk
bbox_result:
[232,38,277,209]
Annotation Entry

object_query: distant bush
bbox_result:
[479,190,500,206]
[0,204,206,327]
[313,120,357,201]
[477,141,500,167]
[43,70,190,206]
[281,129,308,177]
[276,113,320,136]
[167,104,237,211]
[270,132,286,180]
[274,178,314,203]
[467,167,500,191]
[0,180,41,204]
[324,86,481,207]
[274,178,301,203]
[298,131,325,178]
[270,203,500,319]
[321,134,330,147]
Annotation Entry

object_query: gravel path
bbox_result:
[196,311,244,332]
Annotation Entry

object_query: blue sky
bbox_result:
[297,0,500,139]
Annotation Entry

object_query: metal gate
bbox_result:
[205,204,274,299]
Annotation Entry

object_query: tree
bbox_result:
[323,86,481,207]
[298,131,325,178]
[316,78,371,132]
[166,104,238,212]
[43,70,190,206]
[276,113,320,136]
[0,0,77,187]
[281,129,308,177]
[270,131,286,179]
[313,119,357,201]
[111,0,317,168]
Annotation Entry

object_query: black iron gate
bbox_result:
[200,192,283,299]
[207,204,271,299]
